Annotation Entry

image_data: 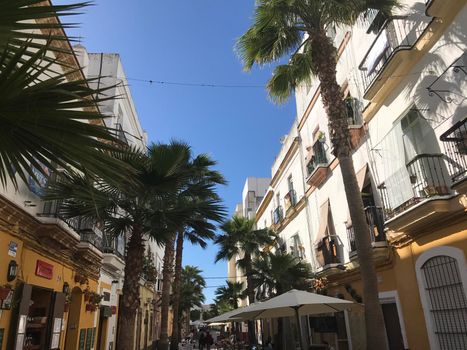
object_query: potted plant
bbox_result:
[83,288,91,301]
[92,293,103,305]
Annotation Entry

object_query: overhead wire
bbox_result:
[98,69,433,90]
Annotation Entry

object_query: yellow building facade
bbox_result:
[0,196,103,350]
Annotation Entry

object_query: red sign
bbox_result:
[35,260,53,279]
[111,306,117,315]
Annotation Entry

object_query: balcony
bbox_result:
[39,199,80,232]
[102,233,126,272]
[440,118,467,190]
[306,141,329,188]
[316,235,344,271]
[359,15,431,100]
[35,200,81,250]
[38,200,102,275]
[78,219,103,251]
[272,206,284,225]
[284,189,297,213]
[347,206,387,259]
[380,154,465,235]
[346,97,365,149]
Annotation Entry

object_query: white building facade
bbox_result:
[75,46,164,350]
[236,1,467,349]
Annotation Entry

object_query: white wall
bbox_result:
[253,0,467,272]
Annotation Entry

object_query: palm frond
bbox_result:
[267,50,315,104]
[0,41,131,188]
[236,1,302,70]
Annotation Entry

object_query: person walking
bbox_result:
[198,330,206,350]
[205,333,213,350]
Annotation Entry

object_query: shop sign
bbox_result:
[35,260,53,279]
[28,161,50,197]
[111,305,117,315]
[101,305,112,318]
[8,241,17,257]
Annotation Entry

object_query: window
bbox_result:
[289,235,304,259]
[287,175,294,192]
[416,247,467,350]
[421,256,467,349]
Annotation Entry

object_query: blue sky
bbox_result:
[62,0,296,302]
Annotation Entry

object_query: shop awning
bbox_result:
[314,199,330,247]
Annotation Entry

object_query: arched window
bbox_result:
[419,254,467,349]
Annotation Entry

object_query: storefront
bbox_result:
[0,206,102,350]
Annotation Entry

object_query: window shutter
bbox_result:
[49,292,65,349]
[8,283,32,350]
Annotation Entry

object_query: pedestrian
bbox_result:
[205,332,213,350]
[198,330,206,350]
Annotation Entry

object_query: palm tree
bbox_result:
[250,250,313,349]
[169,155,226,349]
[237,1,399,348]
[215,280,245,340]
[0,0,126,188]
[251,251,313,299]
[215,216,277,344]
[176,266,206,341]
[215,281,245,309]
[159,153,226,350]
[45,142,222,350]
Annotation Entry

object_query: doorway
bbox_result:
[97,308,108,350]
[382,303,405,350]
[64,287,83,350]
[25,286,54,349]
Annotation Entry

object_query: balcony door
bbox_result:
[378,109,448,211]
[402,110,451,196]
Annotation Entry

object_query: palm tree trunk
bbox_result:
[170,231,184,350]
[158,234,176,350]
[310,29,388,350]
[244,253,256,345]
[116,227,145,350]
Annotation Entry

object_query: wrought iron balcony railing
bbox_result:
[306,140,328,176]
[440,118,467,184]
[40,200,104,250]
[102,233,126,260]
[345,97,362,126]
[316,235,343,267]
[380,154,452,219]
[78,220,103,250]
[347,206,386,253]
[272,206,284,225]
[40,200,80,232]
[284,189,297,212]
[359,16,431,92]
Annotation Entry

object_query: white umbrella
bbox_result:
[204,302,267,323]
[204,307,246,323]
[233,289,356,349]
